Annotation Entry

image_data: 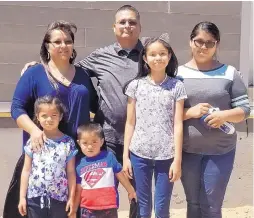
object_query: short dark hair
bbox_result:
[190,21,220,42]
[115,5,140,21]
[77,123,104,140]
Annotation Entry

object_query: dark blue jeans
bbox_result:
[80,208,118,218]
[130,152,174,218]
[181,149,236,218]
[27,196,68,218]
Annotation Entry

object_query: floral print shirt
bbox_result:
[24,135,78,201]
[125,76,187,160]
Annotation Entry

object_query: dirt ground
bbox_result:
[118,206,253,218]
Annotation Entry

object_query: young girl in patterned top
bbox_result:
[18,96,78,218]
[123,33,187,218]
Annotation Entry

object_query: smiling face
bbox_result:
[144,41,171,73]
[113,10,141,43]
[47,29,74,63]
[36,104,62,131]
[190,30,218,64]
[78,131,104,157]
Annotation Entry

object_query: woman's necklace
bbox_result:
[60,75,66,82]
[49,64,73,86]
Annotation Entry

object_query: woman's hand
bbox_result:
[204,110,227,128]
[169,160,182,182]
[18,197,27,216]
[123,157,133,179]
[30,127,46,152]
[189,103,212,118]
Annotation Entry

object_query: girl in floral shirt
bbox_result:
[18,96,78,218]
[123,33,187,218]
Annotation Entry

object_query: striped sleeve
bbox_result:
[175,80,188,101]
[230,69,250,119]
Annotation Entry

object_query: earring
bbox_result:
[47,52,50,60]
[213,53,217,61]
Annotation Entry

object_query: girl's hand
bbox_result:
[30,128,46,152]
[169,160,182,182]
[66,198,74,216]
[123,157,133,179]
[189,103,212,118]
[18,197,27,216]
[128,191,137,202]
[204,110,227,128]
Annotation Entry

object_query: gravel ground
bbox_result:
[118,206,254,218]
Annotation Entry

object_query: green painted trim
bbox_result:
[0,112,11,118]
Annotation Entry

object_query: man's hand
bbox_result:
[21,61,38,75]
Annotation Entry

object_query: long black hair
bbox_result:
[190,21,220,42]
[123,37,178,93]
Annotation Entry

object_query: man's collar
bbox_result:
[113,40,143,55]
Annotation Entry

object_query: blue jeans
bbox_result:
[27,196,67,218]
[130,152,174,218]
[181,149,236,218]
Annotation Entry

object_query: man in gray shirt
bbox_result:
[76,5,142,165]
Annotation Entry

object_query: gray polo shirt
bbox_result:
[75,41,143,145]
[178,64,250,155]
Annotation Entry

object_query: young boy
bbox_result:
[72,123,136,218]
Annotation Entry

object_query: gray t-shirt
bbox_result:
[75,41,143,145]
[178,64,250,155]
[125,76,187,160]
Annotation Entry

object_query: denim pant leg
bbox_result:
[200,149,236,218]
[181,152,203,218]
[49,198,68,218]
[154,158,174,218]
[130,152,153,218]
[27,197,48,218]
